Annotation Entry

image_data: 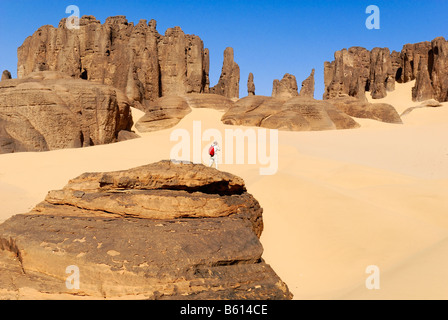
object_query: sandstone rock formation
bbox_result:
[401,41,431,83]
[135,93,235,132]
[182,93,235,111]
[328,96,403,124]
[429,37,448,102]
[0,71,133,154]
[323,47,371,100]
[1,70,11,81]
[117,130,141,142]
[369,47,396,98]
[222,95,359,131]
[247,73,255,96]
[135,96,191,133]
[17,16,210,109]
[324,37,448,102]
[210,47,240,100]
[272,74,299,100]
[298,69,315,98]
[419,99,442,107]
[0,161,292,300]
[412,59,434,102]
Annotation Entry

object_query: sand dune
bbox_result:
[0,82,447,299]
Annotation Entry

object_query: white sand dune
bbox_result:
[0,82,447,299]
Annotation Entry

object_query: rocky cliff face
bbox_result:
[17,16,210,109]
[324,36,448,102]
[298,69,315,98]
[210,47,240,100]
[0,71,133,154]
[0,161,292,299]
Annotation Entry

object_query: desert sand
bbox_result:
[0,81,447,299]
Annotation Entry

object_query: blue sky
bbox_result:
[0,0,446,98]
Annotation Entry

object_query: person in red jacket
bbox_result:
[208,141,221,169]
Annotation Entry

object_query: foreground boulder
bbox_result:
[0,71,133,154]
[0,161,292,300]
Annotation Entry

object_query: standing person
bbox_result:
[208,141,220,169]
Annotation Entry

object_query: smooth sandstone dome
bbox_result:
[222,95,360,131]
[0,71,133,154]
[135,93,235,132]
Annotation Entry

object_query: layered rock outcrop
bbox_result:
[0,71,133,154]
[328,97,403,124]
[0,161,292,300]
[17,16,210,109]
[324,36,448,102]
[135,96,192,133]
[222,96,360,131]
[210,47,240,100]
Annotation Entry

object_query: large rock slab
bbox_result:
[135,94,234,132]
[328,96,403,124]
[0,161,291,300]
[222,95,360,131]
[0,71,133,154]
[135,96,191,133]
